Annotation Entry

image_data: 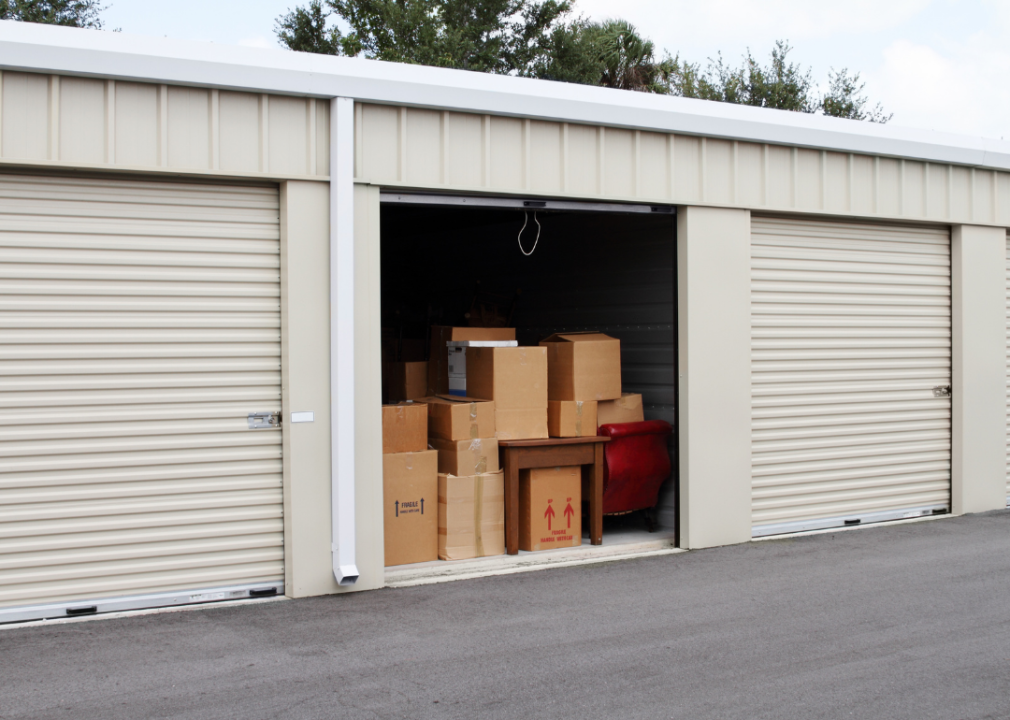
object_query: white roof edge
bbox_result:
[1,20,1008,171]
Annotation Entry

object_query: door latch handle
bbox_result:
[248,411,280,429]
[932,385,951,398]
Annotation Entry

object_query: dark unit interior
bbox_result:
[380,200,680,531]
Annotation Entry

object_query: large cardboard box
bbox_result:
[495,408,549,441]
[381,402,427,454]
[383,450,438,566]
[465,346,547,409]
[430,437,500,476]
[597,393,645,426]
[438,471,505,560]
[428,326,517,396]
[519,466,582,552]
[547,400,598,438]
[386,361,428,403]
[540,332,622,402]
[421,395,496,441]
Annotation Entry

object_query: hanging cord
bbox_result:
[518,210,541,256]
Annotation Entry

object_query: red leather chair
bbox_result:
[598,420,673,531]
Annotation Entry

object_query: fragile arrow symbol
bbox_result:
[420,497,424,514]
[395,500,399,518]
[564,503,574,529]
[544,502,555,531]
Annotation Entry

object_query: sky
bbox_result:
[100,0,1009,141]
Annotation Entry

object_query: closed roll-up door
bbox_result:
[752,216,951,537]
[0,173,283,621]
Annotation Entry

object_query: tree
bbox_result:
[276,0,574,76]
[533,18,672,91]
[0,0,105,28]
[668,40,890,123]
[585,20,672,93]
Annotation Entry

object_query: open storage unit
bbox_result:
[379,195,679,565]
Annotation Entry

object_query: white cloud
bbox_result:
[869,35,1010,139]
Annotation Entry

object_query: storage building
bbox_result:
[0,21,1007,623]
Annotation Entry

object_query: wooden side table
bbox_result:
[498,436,612,555]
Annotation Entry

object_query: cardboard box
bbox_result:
[540,332,622,402]
[385,361,428,403]
[383,450,438,566]
[466,346,547,410]
[494,408,549,440]
[429,437,500,476]
[421,395,496,441]
[428,326,516,395]
[438,471,505,560]
[597,393,645,426]
[547,400,598,438]
[381,402,428,454]
[519,466,582,552]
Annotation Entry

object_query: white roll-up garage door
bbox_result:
[752,216,951,537]
[0,173,283,622]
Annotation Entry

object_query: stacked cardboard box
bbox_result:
[439,471,505,560]
[597,392,645,426]
[386,361,429,403]
[428,326,516,396]
[519,466,582,551]
[540,332,622,438]
[382,402,438,567]
[466,346,548,440]
[418,395,505,560]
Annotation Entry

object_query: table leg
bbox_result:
[504,448,520,555]
[590,442,603,546]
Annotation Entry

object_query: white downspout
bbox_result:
[331,96,358,586]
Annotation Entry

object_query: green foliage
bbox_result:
[668,40,890,123]
[0,0,105,28]
[584,20,673,93]
[275,3,890,122]
[276,0,574,75]
[820,67,892,123]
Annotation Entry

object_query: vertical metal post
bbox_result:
[331,96,358,586]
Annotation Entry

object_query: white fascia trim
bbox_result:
[1,22,1010,171]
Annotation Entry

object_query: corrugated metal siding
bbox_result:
[0,173,283,610]
[1006,231,1010,505]
[358,103,1010,228]
[0,72,330,178]
[751,216,951,534]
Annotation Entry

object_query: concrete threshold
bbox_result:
[385,530,682,588]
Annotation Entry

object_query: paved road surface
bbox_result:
[3,511,1010,720]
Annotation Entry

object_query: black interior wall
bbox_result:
[381,203,679,529]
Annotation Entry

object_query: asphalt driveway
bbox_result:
[3,511,1010,720]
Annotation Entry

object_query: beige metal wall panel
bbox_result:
[315,100,330,177]
[59,77,105,165]
[404,108,441,187]
[1006,231,1010,504]
[166,87,211,170]
[358,103,1010,227]
[530,120,562,193]
[218,91,261,174]
[2,72,49,161]
[445,112,482,189]
[751,216,952,535]
[268,97,309,176]
[0,72,328,180]
[0,172,283,611]
[114,82,159,167]
[638,131,669,199]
